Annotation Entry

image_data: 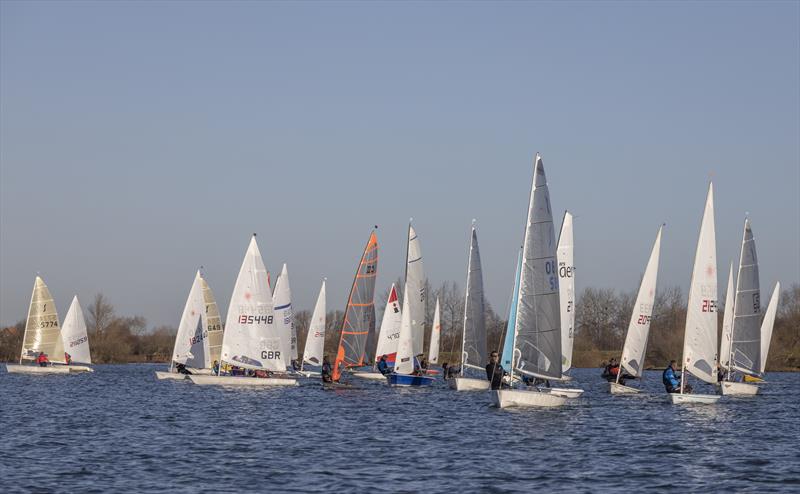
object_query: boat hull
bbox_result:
[720,381,759,396]
[66,365,94,373]
[609,382,641,395]
[547,387,584,398]
[668,393,721,404]
[188,375,298,386]
[6,364,71,374]
[387,374,435,387]
[493,389,568,408]
[450,377,490,391]
[155,371,187,380]
[295,370,321,378]
[351,371,388,381]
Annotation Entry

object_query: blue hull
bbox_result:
[387,373,436,387]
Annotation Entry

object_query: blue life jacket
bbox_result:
[662,366,680,388]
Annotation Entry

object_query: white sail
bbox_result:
[719,263,735,372]
[461,226,487,371]
[428,298,441,365]
[374,284,402,362]
[273,264,296,365]
[61,296,92,364]
[394,284,415,375]
[220,235,284,371]
[405,224,426,357]
[201,276,224,366]
[172,271,209,369]
[20,276,65,363]
[514,154,562,380]
[302,280,327,367]
[682,183,718,385]
[759,282,780,375]
[619,225,663,378]
[556,211,575,372]
[730,219,761,375]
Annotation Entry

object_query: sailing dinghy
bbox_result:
[428,297,441,368]
[353,283,402,381]
[387,284,435,387]
[156,271,210,380]
[59,296,93,372]
[332,230,379,383]
[670,183,721,404]
[451,225,490,391]
[610,226,663,395]
[758,282,780,378]
[298,280,326,378]
[493,154,567,408]
[189,235,297,386]
[7,276,72,374]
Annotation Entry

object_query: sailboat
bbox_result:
[273,264,297,370]
[60,296,93,372]
[758,282,780,377]
[670,183,721,404]
[298,280,326,378]
[610,225,663,394]
[405,223,427,358]
[720,219,765,396]
[718,262,735,384]
[493,154,567,408]
[201,275,224,369]
[451,225,490,391]
[428,298,441,367]
[387,284,435,387]
[7,276,72,374]
[189,235,297,386]
[332,230,379,383]
[156,271,210,380]
[352,284,402,381]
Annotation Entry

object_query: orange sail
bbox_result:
[332,230,379,381]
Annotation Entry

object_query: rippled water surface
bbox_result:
[1,365,798,492]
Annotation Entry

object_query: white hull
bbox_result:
[609,382,642,395]
[493,389,568,408]
[6,364,71,374]
[720,381,759,396]
[351,371,388,381]
[295,370,321,378]
[450,377,490,391]
[547,387,584,398]
[155,371,187,380]
[188,367,213,375]
[188,375,298,386]
[669,393,721,404]
[66,365,94,373]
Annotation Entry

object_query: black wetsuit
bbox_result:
[485,362,506,390]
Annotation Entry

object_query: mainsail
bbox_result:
[374,284,401,363]
[201,276,224,366]
[719,263,735,373]
[556,211,575,372]
[394,284,415,375]
[729,219,761,375]
[681,183,718,386]
[20,276,65,363]
[428,298,441,365]
[460,226,487,373]
[61,296,92,364]
[619,225,663,378]
[332,230,378,381]
[514,154,562,380]
[220,235,284,371]
[273,264,296,365]
[501,251,523,371]
[302,280,327,367]
[172,271,209,369]
[759,282,780,375]
[405,224,426,357]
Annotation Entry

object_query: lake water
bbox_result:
[1,365,798,492]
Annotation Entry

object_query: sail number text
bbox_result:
[238,315,274,325]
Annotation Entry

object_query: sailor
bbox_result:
[662,360,681,393]
[212,360,220,375]
[64,352,72,365]
[175,362,192,375]
[321,356,333,383]
[36,352,49,367]
[376,355,390,375]
[485,351,506,390]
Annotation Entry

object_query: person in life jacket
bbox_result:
[485,351,507,390]
[321,356,333,383]
[376,355,390,375]
[175,362,192,375]
[64,352,72,365]
[662,360,681,393]
[36,352,49,367]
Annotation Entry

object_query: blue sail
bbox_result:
[501,250,523,370]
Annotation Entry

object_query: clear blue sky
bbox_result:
[1,1,798,328]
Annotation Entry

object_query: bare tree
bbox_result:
[87,293,115,335]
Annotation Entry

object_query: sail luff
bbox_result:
[730,218,761,375]
[759,282,780,375]
[719,263,735,372]
[556,211,575,372]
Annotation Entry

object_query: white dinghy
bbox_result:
[156,271,210,380]
[7,276,71,375]
[273,264,298,370]
[452,224,490,391]
[386,284,435,387]
[352,283,402,381]
[610,226,663,395]
[189,235,297,387]
[493,154,567,408]
[670,183,721,404]
[298,280,327,378]
[60,296,94,373]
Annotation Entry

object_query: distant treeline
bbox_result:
[2,284,798,371]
